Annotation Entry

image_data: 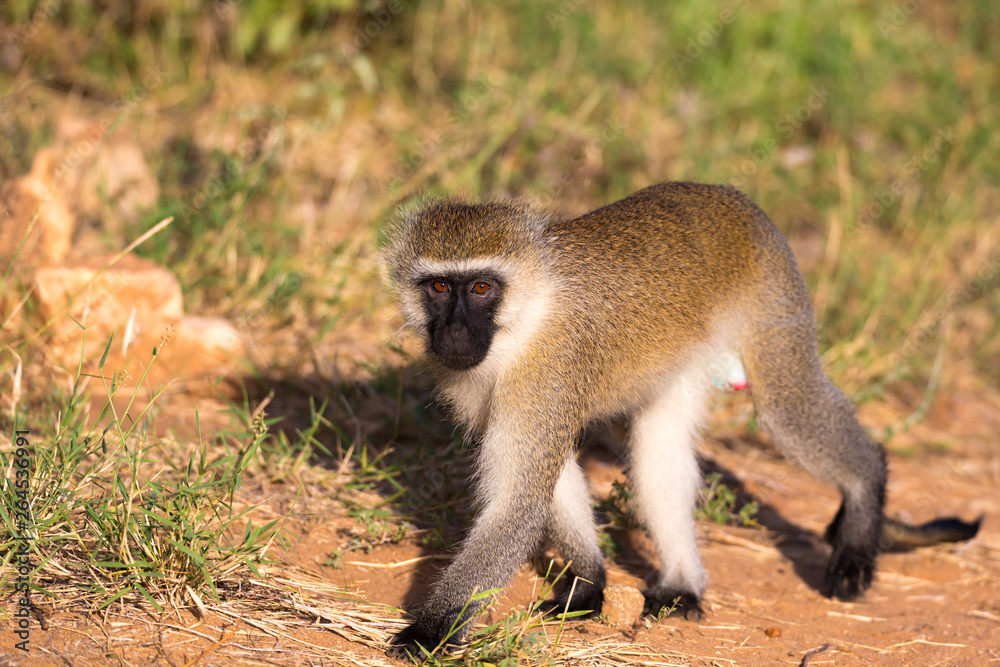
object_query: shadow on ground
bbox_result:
[243,362,848,613]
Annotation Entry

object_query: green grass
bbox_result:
[0,338,292,611]
[696,472,760,528]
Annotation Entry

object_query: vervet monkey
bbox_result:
[382,182,979,656]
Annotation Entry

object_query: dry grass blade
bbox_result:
[346,554,451,568]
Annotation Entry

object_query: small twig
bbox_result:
[969,609,1000,623]
[182,629,235,667]
[885,638,967,649]
[800,643,831,666]
[826,610,886,622]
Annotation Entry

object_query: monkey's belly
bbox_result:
[710,351,748,391]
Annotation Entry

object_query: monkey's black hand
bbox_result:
[537,575,604,619]
[642,589,704,621]
[388,622,450,662]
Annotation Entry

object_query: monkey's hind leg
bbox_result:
[629,370,712,620]
[538,456,607,618]
[743,310,888,601]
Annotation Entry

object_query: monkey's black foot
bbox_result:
[388,622,456,662]
[824,540,876,601]
[537,577,605,619]
[823,499,880,601]
[642,589,703,621]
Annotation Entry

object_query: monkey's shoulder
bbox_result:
[546,182,772,245]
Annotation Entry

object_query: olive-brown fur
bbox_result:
[382,182,976,658]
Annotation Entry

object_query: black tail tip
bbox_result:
[922,514,983,543]
[881,514,983,551]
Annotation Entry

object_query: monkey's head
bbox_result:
[382,198,554,372]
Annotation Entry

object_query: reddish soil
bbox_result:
[3,387,998,666]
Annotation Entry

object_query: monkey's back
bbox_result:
[540,182,807,411]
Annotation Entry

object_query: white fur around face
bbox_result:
[628,362,712,596]
[426,259,558,434]
[406,257,515,282]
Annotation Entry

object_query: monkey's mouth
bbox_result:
[431,350,487,371]
[428,324,494,370]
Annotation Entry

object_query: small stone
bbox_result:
[0,149,76,269]
[152,315,246,395]
[601,584,645,627]
[53,116,160,226]
[32,253,184,371]
[765,626,782,638]
[778,145,815,169]
[88,140,160,224]
[31,252,246,394]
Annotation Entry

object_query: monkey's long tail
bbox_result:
[880,515,982,551]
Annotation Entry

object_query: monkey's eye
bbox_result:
[471,282,491,295]
[432,280,450,293]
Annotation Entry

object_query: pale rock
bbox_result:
[89,141,160,223]
[0,148,75,268]
[50,115,160,226]
[152,316,246,394]
[32,253,183,371]
[601,584,645,627]
[778,145,815,169]
[32,255,245,394]
[0,116,160,274]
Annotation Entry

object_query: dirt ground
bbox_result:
[2,384,998,667]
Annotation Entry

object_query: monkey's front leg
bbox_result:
[390,444,563,658]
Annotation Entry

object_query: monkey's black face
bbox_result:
[420,274,503,370]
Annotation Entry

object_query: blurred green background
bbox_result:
[2,0,999,400]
